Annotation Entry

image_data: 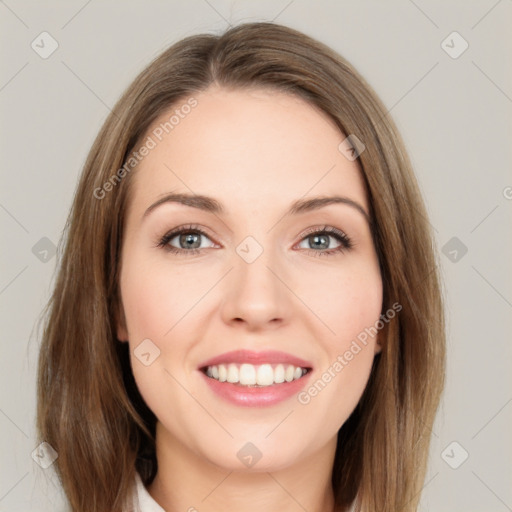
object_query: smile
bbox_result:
[198,350,313,406]
[203,363,309,387]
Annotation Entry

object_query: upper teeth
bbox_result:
[205,363,307,387]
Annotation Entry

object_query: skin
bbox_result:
[117,86,383,512]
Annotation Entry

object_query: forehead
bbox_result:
[129,86,368,216]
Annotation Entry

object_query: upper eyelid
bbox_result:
[163,225,218,242]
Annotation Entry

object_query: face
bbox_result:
[117,86,383,472]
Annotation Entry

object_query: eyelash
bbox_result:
[156,224,353,257]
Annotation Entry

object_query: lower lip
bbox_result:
[199,371,312,407]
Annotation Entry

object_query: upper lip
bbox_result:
[198,350,313,369]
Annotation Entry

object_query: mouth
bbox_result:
[201,363,311,387]
[197,350,313,406]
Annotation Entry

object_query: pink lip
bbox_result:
[199,371,312,407]
[198,350,313,369]
[197,350,313,408]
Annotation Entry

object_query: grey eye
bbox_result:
[168,231,214,250]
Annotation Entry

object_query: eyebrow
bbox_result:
[143,192,370,224]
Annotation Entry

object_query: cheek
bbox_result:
[119,257,213,413]
[298,258,383,342]
[120,257,211,341]
[295,261,382,415]
[120,259,199,429]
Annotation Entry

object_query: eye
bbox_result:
[157,224,352,257]
[157,224,216,255]
[296,225,352,257]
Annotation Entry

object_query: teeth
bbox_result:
[285,365,295,382]
[256,364,273,386]
[218,364,227,382]
[204,363,308,387]
[227,364,239,383]
[274,364,285,383]
[240,363,256,385]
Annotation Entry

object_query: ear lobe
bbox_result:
[115,304,129,342]
[374,321,388,355]
[117,326,128,342]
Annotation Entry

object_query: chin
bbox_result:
[193,435,313,474]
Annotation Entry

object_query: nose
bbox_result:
[220,247,292,331]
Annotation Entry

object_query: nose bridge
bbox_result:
[221,236,290,327]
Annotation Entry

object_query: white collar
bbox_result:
[131,472,165,512]
[131,472,357,512]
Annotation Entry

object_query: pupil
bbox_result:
[311,234,328,249]
[181,233,200,249]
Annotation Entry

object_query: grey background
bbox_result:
[1,1,511,511]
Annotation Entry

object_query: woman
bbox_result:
[36,22,445,512]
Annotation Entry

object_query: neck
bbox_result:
[147,421,338,512]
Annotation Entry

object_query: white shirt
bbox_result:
[130,472,357,512]
[130,473,165,512]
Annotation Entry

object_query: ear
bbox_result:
[115,303,129,342]
[374,319,388,355]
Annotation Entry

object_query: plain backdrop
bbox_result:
[1,1,511,511]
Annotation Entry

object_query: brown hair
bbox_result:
[36,21,445,512]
